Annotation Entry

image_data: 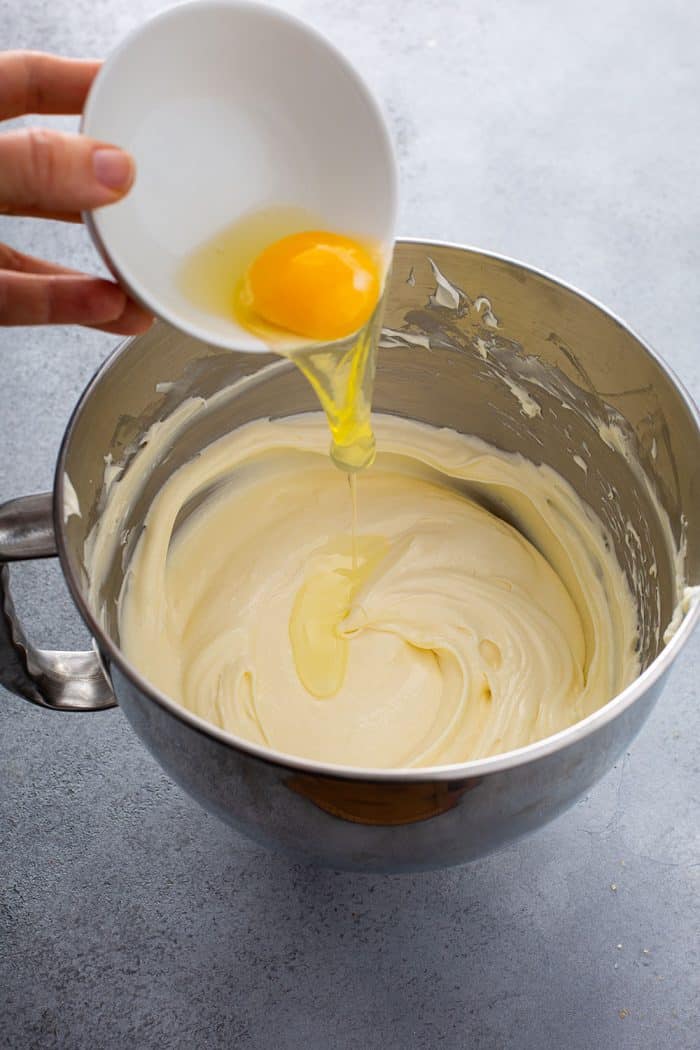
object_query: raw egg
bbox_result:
[179,209,386,471]
[243,231,381,342]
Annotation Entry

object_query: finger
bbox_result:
[0,245,154,333]
[90,296,154,336]
[0,242,82,275]
[0,270,152,333]
[0,129,134,215]
[0,270,126,325]
[12,207,82,223]
[0,52,100,120]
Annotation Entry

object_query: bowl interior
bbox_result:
[60,242,699,691]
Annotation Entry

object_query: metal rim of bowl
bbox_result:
[54,237,700,783]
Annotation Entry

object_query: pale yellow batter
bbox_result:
[107,413,640,768]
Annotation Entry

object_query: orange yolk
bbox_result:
[245,231,381,341]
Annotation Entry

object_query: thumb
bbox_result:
[0,128,135,215]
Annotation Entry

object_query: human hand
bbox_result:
[0,51,152,334]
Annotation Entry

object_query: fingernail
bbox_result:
[92,148,134,191]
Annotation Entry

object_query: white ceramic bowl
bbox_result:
[82,0,398,351]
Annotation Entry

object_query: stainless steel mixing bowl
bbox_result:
[1,241,698,871]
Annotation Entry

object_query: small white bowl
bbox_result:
[82,0,398,352]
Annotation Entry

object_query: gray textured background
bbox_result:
[1,1,698,1048]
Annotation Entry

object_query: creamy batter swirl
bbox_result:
[109,414,640,768]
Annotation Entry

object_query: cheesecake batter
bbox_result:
[111,413,640,768]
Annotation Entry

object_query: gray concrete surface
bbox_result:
[1,1,698,1047]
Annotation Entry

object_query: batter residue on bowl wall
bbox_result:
[94,412,641,769]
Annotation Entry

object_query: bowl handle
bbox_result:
[0,493,116,711]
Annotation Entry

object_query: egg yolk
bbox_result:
[245,231,381,342]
